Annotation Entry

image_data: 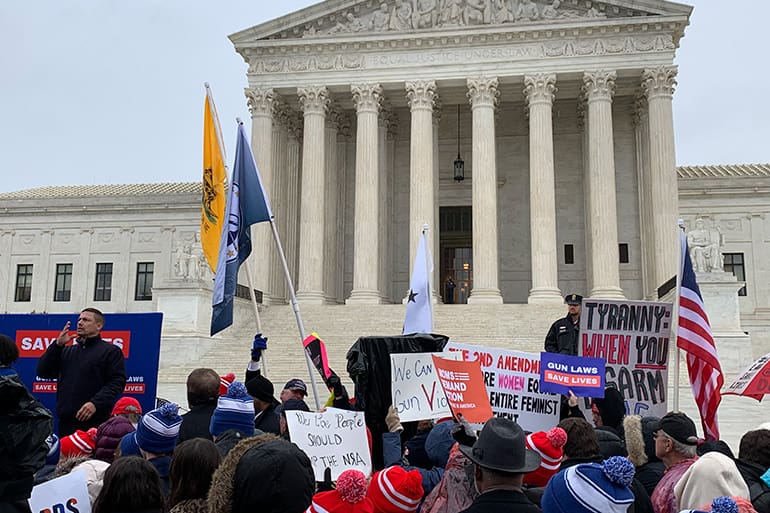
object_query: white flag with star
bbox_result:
[403,226,433,335]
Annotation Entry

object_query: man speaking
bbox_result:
[37,307,126,436]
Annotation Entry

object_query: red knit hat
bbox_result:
[111,396,142,416]
[367,466,423,513]
[306,470,374,513]
[219,372,236,396]
[524,427,568,487]
[60,428,97,457]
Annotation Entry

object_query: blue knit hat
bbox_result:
[680,496,739,513]
[134,402,182,454]
[119,431,141,457]
[541,456,635,513]
[209,381,255,437]
[45,434,60,465]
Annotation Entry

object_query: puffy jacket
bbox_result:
[0,370,54,503]
[94,415,135,463]
[736,458,770,513]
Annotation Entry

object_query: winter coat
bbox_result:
[170,498,208,513]
[253,404,280,435]
[94,415,135,463]
[346,334,448,469]
[458,489,541,513]
[0,370,54,503]
[178,401,217,442]
[544,314,579,355]
[735,459,770,513]
[147,456,172,498]
[215,429,257,457]
[624,415,665,496]
[596,426,625,459]
[36,335,126,428]
[422,444,478,513]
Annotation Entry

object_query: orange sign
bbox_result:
[431,355,493,424]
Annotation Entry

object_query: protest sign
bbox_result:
[580,299,672,417]
[539,352,605,397]
[723,352,770,399]
[29,469,91,513]
[286,407,371,480]
[431,354,493,424]
[446,342,559,432]
[390,351,461,422]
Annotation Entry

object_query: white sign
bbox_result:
[390,351,461,422]
[580,299,672,418]
[29,469,91,513]
[286,407,371,481]
[446,342,560,433]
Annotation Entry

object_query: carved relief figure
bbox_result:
[370,3,392,31]
[514,0,539,21]
[413,0,438,28]
[390,0,415,30]
[439,0,464,26]
[174,243,192,278]
[493,0,514,23]
[541,0,561,19]
[688,218,724,273]
[464,0,491,25]
[585,6,607,18]
[330,12,364,34]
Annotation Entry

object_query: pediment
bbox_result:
[229,0,692,44]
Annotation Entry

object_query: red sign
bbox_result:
[432,355,493,424]
[32,382,58,393]
[16,330,131,358]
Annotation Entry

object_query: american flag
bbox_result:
[677,230,723,440]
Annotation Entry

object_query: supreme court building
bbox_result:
[231,0,689,307]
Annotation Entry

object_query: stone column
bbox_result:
[38,230,54,310]
[467,77,503,303]
[268,99,289,303]
[297,86,330,304]
[524,74,562,303]
[336,114,352,303]
[323,106,341,304]
[348,84,383,304]
[378,105,393,303]
[748,213,769,310]
[405,80,437,298]
[245,87,276,302]
[117,228,134,309]
[432,102,442,303]
[285,112,303,296]
[582,71,624,299]
[633,94,655,300]
[642,66,679,292]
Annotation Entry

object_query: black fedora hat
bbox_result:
[459,417,541,474]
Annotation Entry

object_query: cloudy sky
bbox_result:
[1,1,767,193]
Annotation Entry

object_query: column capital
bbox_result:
[641,65,678,100]
[298,85,330,115]
[467,76,499,109]
[245,87,275,117]
[582,70,617,101]
[523,73,557,107]
[405,80,437,112]
[351,83,383,114]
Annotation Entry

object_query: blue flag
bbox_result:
[211,122,272,336]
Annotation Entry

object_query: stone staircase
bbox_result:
[157,302,566,405]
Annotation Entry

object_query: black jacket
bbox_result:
[736,458,770,513]
[254,404,280,435]
[178,401,217,442]
[36,336,126,425]
[459,489,541,513]
[544,315,580,355]
[0,370,54,503]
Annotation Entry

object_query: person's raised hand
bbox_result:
[56,321,76,347]
[451,413,478,446]
[385,405,403,433]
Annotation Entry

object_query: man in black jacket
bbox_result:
[458,417,542,513]
[544,294,582,355]
[736,429,770,513]
[36,308,126,436]
[178,368,220,442]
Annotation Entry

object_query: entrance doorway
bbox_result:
[439,206,472,304]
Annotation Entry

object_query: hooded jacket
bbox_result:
[734,458,770,513]
[422,443,478,513]
[623,415,665,497]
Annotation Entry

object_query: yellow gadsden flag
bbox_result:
[201,85,227,272]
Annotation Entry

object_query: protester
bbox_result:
[135,402,183,496]
[279,398,311,439]
[404,420,436,470]
[307,469,374,513]
[94,397,141,463]
[280,378,309,403]
[524,426,568,487]
[36,308,126,436]
[542,456,636,513]
[179,368,220,442]
[368,466,425,513]
[209,381,256,456]
[675,451,750,510]
[168,438,221,513]
[245,372,281,435]
[650,412,700,513]
[119,429,142,458]
[421,443,479,513]
[92,456,166,513]
[454,417,541,513]
[544,293,582,355]
[624,415,665,496]
[0,332,53,512]
[736,429,770,513]
[59,427,97,458]
[591,388,627,458]
[208,434,315,513]
[53,456,110,506]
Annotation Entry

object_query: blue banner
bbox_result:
[0,313,163,430]
[539,352,605,397]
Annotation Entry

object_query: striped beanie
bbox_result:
[60,428,97,457]
[210,381,255,437]
[524,427,568,487]
[541,456,635,513]
[367,466,424,513]
[219,372,236,396]
[134,402,182,454]
[680,496,739,513]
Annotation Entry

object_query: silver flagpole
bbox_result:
[672,220,686,413]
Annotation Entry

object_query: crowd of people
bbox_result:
[2,306,770,513]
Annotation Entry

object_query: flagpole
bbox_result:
[423,224,433,325]
[206,102,265,376]
[672,220,685,413]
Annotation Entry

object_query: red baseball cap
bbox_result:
[111,396,142,416]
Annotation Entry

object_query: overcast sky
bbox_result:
[1,1,767,194]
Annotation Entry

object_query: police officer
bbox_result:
[544,293,582,355]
